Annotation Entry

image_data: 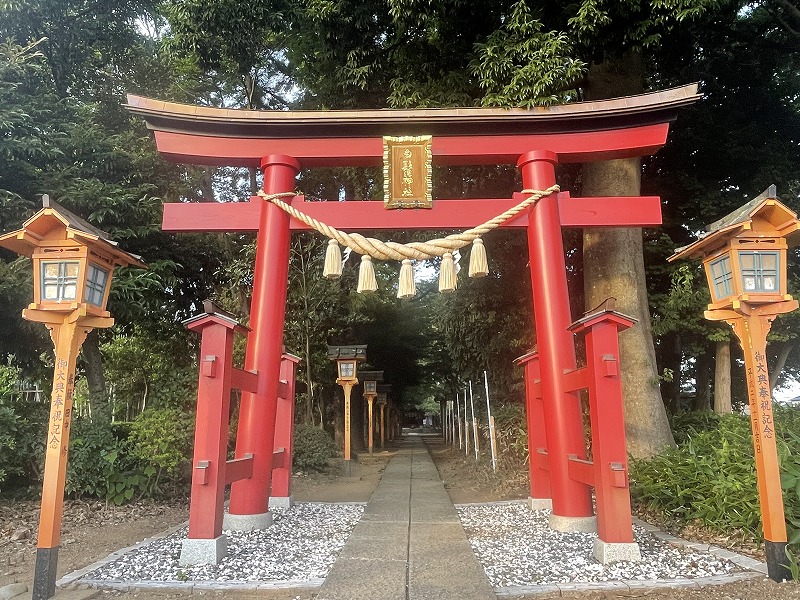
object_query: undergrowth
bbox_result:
[629,407,800,569]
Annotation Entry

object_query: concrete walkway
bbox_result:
[316,435,496,600]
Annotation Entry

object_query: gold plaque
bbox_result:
[383,135,432,209]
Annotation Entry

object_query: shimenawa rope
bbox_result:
[257,185,559,261]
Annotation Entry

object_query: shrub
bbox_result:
[293,424,336,471]
[0,359,48,490]
[128,407,194,495]
[66,418,147,504]
[631,408,800,548]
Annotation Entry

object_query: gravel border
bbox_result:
[456,501,768,596]
[59,500,771,595]
[59,502,364,593]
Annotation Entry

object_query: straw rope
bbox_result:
[257,185,560,261]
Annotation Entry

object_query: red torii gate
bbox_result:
[127,84,698,563]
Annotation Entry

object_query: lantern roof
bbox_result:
[326,345,367,362]
[669,186,800,262]
[0,196,145,268]
[358,370,384,382]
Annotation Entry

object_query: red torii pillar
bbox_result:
[225,155,300,530]
[520,151,594,529]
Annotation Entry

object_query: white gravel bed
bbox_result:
[76,502,364,584]
[457,503,740,587]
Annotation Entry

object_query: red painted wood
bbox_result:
[224,456,254,484]
[516,354,550,501]
[229,156,299,518]
[271,449,287,469]
[534,449,550,472]
[187,320,234,540]
[230,368,258,393]
[162,194,662,232]
[271,354,301,500]
[152,124,670,167]
[567,457,595,487]
[563,368,590,393]
[521,150,593,519]
[583,318,635,544]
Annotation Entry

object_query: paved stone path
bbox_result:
[316,434,496,600]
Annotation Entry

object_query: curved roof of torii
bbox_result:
[125,83,699,167]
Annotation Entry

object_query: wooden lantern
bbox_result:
[0,195,144,321]
[670,186,798,311]
[669,185,799,582]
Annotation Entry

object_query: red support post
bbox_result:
[270,353,301,507]
[514,351,551,504]
[184,314,238,551]
[569,310,637,546]
[229,155,300,524]
[518,151,593,521]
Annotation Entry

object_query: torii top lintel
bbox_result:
[125,84,699,168]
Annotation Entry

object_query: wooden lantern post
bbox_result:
[360,371,383,455]
[0,196,144,599]
[327,345,367,474]
[670,186,799,582]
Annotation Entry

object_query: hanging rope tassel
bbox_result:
[323,239,342,279]
[357,255,378,293]
[397,259,416,299]
[469,237,489,278]
[439,252,457,293]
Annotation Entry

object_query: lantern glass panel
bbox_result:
[84,263,109,306]
[365,381,377,393]
[339,361,355,378]
[708,254,733,300]
[738,251,779,293]
[41,260,80,302]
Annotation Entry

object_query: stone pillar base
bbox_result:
[180,535,227,565]
[593,538,642,564]
[528,497,553,511]
[549,513,597,533]
[222,511,273,531]
[269,495,294,509]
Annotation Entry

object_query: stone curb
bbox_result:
[489,512,770,597]
[57,521,189,589]
[495,572,764,597]
[68,578,325,593]
[631,516,770,575]
[454,499,528,508]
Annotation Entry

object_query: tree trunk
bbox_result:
[658,332,682,414]
[714,340,732,414]
[333,392,344,450]
[693,350,712,412]
[581,55,676,458]
[81,329,109,422]
[769,342,794,391]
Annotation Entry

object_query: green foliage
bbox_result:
[66,419,145,504]
[101,331,197,420]
[0,360,20,483]
[472,1,584,107]
[0,358,48,489]
[293,424,336,471]
[128,408,194,495]
[631,409,800,551]
[489,403,529,473]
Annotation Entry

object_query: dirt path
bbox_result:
[2,438,800,599]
